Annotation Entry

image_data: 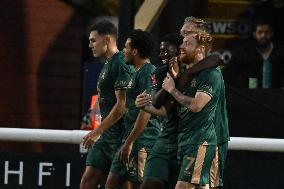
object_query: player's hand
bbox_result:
[169,57,179,79]
[162,73,175,93]
[82,130,101,149]
[118,142,133,165]
[135,90,151,108]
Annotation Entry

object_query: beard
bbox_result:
[179,52,195,65]
[124,55,134,65]
[256,39,271,49]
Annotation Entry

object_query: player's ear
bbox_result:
[132,49,138,56]
[197,45,205,54]
[104,35,111,45]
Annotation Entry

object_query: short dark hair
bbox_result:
[128,29,154,59]
[161,34,183,48]
[89,20,118,39]
[253,18,274,32]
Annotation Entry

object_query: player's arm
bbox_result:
[95,90,126,133]
[118,110,151,164]
[163,73,211,112]
[135,91,168,117]
[152,88,170,108]
[83,90,126,148]
[153,55,220,107]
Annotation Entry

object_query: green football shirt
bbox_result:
[123,63,161,145]
[97,52,134,144]
[213,69,230,143]
[152,65,178,145]
[177,67,223,148]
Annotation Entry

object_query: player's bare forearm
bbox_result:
[143,104,167,117]
[125,110,151,145]
[169,88,212,113]
[98,102,125,133]
[96,90,126,134]
[168,88,194,110]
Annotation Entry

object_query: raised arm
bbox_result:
[136,91,168,117]
[153,54,221,108]
[163,73,211,112]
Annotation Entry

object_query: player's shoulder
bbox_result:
[114,51,124,60]
[113,52,134,69]
[139,62,156,75]
[153,65,168,76]
[198,67,222,82]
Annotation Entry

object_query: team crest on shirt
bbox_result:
[202,84,213,93]
[191,78,197,87]
[127,79,133,88]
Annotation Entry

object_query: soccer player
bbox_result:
[152,16,210,109]
[105,29,161,189]
[139,34,182,189]
[162,30,225,189]
[136,17,223,189]
[180,17,229,189]
[209,83,229,189]
[80,20,134,189]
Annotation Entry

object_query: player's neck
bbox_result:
[134,57,149,70]
[105,44,119,60]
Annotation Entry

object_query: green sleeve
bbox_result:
[111,59,131,90]
[138,68,153,94]
[197,69,221,98]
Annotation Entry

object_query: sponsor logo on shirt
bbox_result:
[151,74,157,87]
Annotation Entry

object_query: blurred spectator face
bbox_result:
[180,23,199,37]
[89,31,108,57]
[159,41,178,64]
[253,24,274,48]
[179,35,199,64]
[123,38,134,65]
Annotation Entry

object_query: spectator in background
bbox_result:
[253,0,284,44]
[223,19,284,89]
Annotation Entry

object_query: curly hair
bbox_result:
[184,16,208,31]
[128,29,154,59]
[187,29,213,53]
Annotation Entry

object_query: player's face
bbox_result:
[180,22,198,37]
[123,38,134,65]
[179,35,199,64]
[159,41,178,64]
[254,25,273,47]
[89,31,108,58]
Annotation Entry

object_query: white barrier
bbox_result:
[0,128,88,144]
[0,128,284,152]
[229,137,284,152]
